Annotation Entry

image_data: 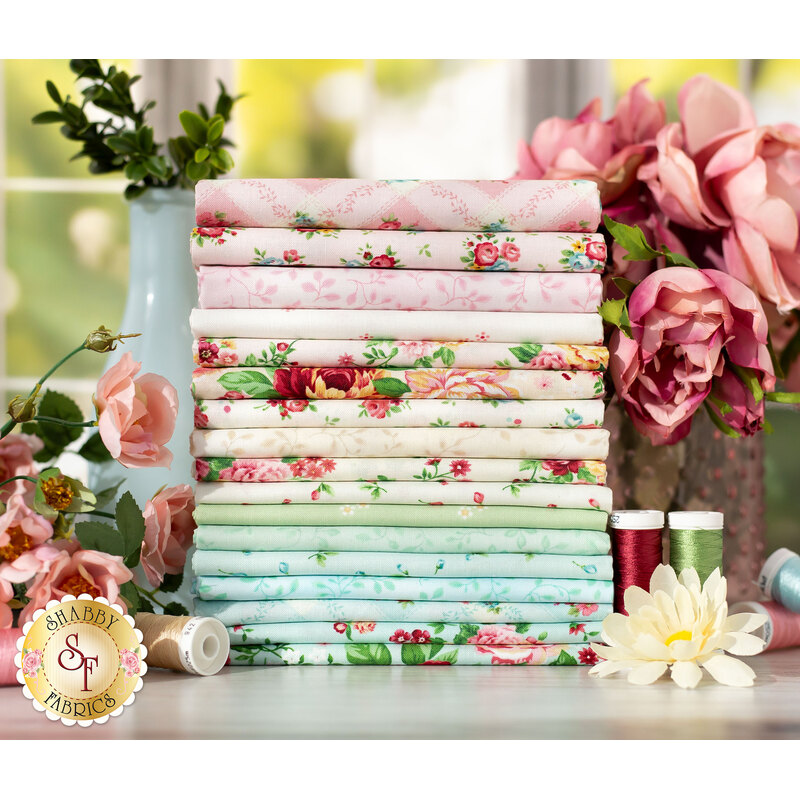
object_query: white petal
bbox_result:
[631,633,672,661]
[700,653,757,687]
[590,659,632,678]
[623,585,654,616]
[650,564,679,596]
[670,638,703,661]
[602,613,636,648]
[654,590,681,631]
[724,612,768,634]
[670,659,703,689]
[628,660,669,685]
[674,584,698,629]
[701,567,722,598]
[718,631,767,656]
[679,567,701,595]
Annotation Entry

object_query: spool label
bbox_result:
[16,595,147,726]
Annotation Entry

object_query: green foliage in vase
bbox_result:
[32,59,243,200]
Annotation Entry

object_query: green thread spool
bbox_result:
[667,511,723,584]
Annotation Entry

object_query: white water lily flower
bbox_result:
[590,564,767,688]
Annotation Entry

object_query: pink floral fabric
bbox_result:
[194,178,602,232]
[196,266,602,313]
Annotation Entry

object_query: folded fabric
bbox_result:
[227,620,602,646]
[191,227,607,272]
[195,598,611,625]
[190,427,610,460]
[193,503,608,529]
[229,642,596,666]
[194,178,602,232]
[195,574,613,604]
[194,456,607,485]
[195,481,613,512]
[191,367,605,401]
[194,397,606,430]
[191,308,604,344]
[192,550,613,580]
[194,337,609,371]
[196,266,603,313]
[193,525,611,555]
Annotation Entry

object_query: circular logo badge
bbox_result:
[15,594,147,726]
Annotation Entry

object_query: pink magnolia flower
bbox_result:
[515,80,664,204]
[95,352,178,469]
[610,267,773,445]
[22,541,133,624]
[140,485,196,587]
[0,434,43,503]
[119,648,140,678]
[0,493,56,583]
[0,577,12,628]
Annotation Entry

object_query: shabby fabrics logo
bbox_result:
[14,594,147,727]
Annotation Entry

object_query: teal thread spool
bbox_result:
[758,548,800,614]
[667,511,723,584]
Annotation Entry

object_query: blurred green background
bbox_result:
[2,58,799,551]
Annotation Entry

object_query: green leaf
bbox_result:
[179,110,208,145]
[598,298,632,338]
[207,116,224,145]
[163,601,190,616]
[435,649,458,664]
[509,343,543,364]
[106,134,139,155]
[194,146,210,163]
[704,401,741,439]
[74,521,126,556]
[27,389,84,459]
[78,431,113,463]
[115,491,146,567]
[46,80,62,104]
[124,161,148,182]
[603,215,661,261]
[344,643,392,665]
[94,480,125,510]
[145,156,170,181]
[371,377,411,397]
[210,148,234,172]
[158,572,184,594]
[400,643,426,665]
[186,159,211,183]
[661,248,699,269]
[611,276,637,298]
[32,110,64,125]
[218,370,273,398]
[553,649,578,666]
[765,391,800,404]
[119,581,139,615]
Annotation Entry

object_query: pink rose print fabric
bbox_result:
[196,266,603,313]
[194,178,602,232]
[191,227,606,272]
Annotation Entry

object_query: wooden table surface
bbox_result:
[1,649,798,739]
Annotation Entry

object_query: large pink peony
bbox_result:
[95,352,178,468]
[710,369,770,437]
[0,434,43,503]
[0,577,12,628]
[610,267,774,444]
[21,540,133,624]
[515,80,664,204]
[140,485,196,587]
[0,492,57,583]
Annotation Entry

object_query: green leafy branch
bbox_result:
[32,59,243,200]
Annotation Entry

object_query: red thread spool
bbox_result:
[0,628,21,686]
[609,510,664,615]
[730,601,800,651]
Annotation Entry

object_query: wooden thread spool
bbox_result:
[135,613,229,676]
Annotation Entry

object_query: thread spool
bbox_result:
[0,628,21,686]
[757,548,800,614]
[730,601,800,651]
[609,510,664,615]
[135,613,229,676]
[667,510,723,584]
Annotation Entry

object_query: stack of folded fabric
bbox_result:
[189,178,613,667]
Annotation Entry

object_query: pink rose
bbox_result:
[223,391,246,400]
[370,254,396,268]
[194,405,209,428]
[196,227,225,238]
[710,369,770,437]
[283,249,300,263]
[361,398,392,419]
[219,459,291,482]
[95,352,178,469]
[282,399,309,413]
[352,621,375,633]
[194,459,211,480]
[219,352,239,367]
[140,485,196,587]
[527,352,569,370]
[0,493,56,583]
[22,648,42,677]
[467,625,528,646]
[584,240,607,263]
[378,219,402,230]
[473,492,484,505]
[610,267,773,445]
[22,541,133,624]
[0,434,43,503]
[0,578,13,628]
[119,648,140,678]
[515,80,664,204]
[499,242,520,262]
[474,242,499,266]
[276,342,290,352]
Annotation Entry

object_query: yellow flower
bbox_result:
[590,565,767,688]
